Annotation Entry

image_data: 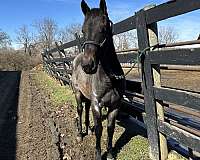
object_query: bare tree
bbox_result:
[58,23,82,42]
[16,25,33,54]
[113,30,137,51]
[0,29,11,49]
[159,26,179,44]
[33,17,58,50]
[113,26,178,51]
[58,23,82,53]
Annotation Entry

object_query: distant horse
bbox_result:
[71,0,125,159]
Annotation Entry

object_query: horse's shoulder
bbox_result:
[73,53,84,70]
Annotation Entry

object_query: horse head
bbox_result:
[81,0,113,74]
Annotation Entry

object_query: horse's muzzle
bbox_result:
[82,44,99,74]
[82,60,97,74]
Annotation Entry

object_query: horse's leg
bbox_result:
[92,103,102,160]
[107,108,118,160]
[85,100,92,135]
[75,91,83,141]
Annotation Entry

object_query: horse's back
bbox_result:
[72,53,92,100]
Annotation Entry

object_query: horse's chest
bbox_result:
[92,73,112,94]
[79,74,112,100]
[76,70,93,99]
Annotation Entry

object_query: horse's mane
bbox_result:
[100,23,124,77]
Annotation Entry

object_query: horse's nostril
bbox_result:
[81,58,97,73]
[83,64,89,69]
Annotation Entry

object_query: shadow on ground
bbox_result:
[102,114,147,160]
[0,71,21,160]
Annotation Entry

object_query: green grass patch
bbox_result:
[168,150,187,160]
[117,135,150,160]
[116,135,187,160]
[33,71,76,107]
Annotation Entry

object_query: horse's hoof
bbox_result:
[76,135,83,142]
[107,158,114,160]
[88,128,92,135]
[95,151,102,160]
[107,152,114,160]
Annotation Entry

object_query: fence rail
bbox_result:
[42,0,200,159]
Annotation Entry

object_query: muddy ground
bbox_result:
[15,71,97,160]
[24,71,147,160]
[0,71,147,160]
[0,69,199,160]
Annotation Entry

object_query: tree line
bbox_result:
[0,17,180,55]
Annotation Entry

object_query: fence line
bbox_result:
[42,1,200,159]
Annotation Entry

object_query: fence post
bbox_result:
[136,5,168,160]
[46,50,57,79]
[41,51,47,72]
[75,33,82,53]
[55,41,71,85]
[44,49,53,76]
[145,5,168,160]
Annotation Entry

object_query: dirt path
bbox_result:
[0,70,189,160]
[0,71,61,160]
[28,71,148,160]
[0,71,147,160]
[16,71,62,160]
[0,71,99,160]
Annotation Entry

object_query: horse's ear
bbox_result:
[99,0,107,15]
[81,0,90,16]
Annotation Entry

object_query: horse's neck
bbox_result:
[100,37,124,76]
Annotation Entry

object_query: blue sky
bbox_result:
[0,0,199,47]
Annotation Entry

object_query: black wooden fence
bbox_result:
[42,0,200,159]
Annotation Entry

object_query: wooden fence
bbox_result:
[41,0,200,159]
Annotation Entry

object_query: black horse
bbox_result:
[71,0,125,159]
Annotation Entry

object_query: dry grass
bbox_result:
[0,50,42,71]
